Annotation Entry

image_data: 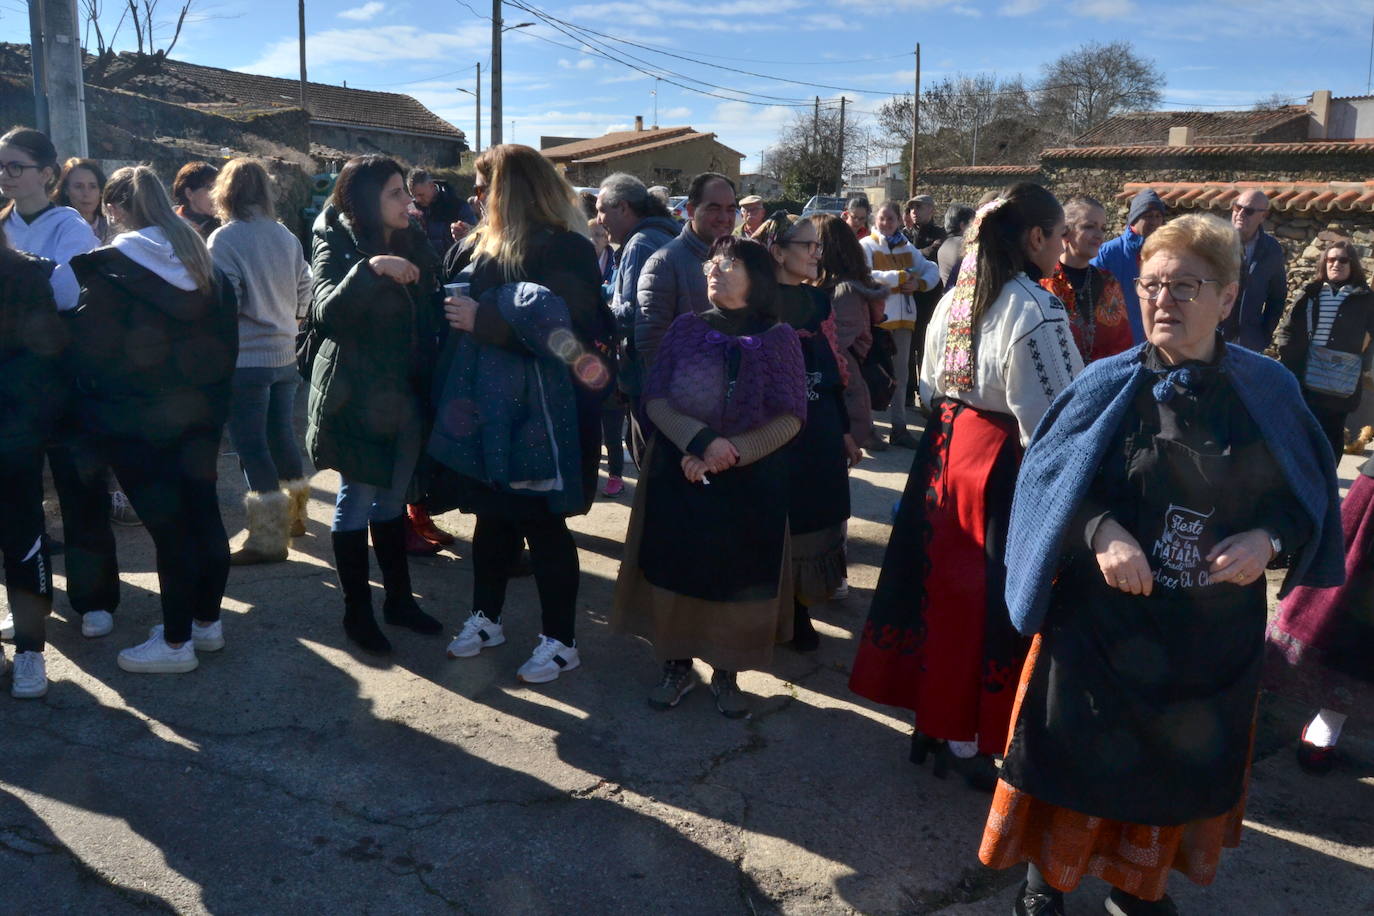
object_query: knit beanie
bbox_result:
[1127,189,1166,227]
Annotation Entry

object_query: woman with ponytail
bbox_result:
[849,182,1082,790]
[68,166,239,674]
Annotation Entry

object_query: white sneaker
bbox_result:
[832,579,850,600]
[446,612,506,659]
[149,621,224,653]
[516,635,580,684]
[11,651,47,699]
[81,610,115,638]
[117,632,198,674]
[0,612,12,640]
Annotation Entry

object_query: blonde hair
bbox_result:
[104,165,214,292]
[1140,213,1242,285]
[470,144,586,275]
[213,158,275,223]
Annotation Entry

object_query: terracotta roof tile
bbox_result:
[920,164,1040,176]
[1046,141,1374,158]
[541,127,697,161]
[1116,180,1374,213]
[569,130,744,164]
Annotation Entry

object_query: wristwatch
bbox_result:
[1266,530,1283,560]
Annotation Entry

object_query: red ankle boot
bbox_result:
[407,504,454,547]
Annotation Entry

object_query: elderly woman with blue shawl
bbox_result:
[979,214,1345,916]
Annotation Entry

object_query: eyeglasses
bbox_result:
[702,257,739,276]
[781,239,823,255]
[1135,277,1222,303]
[1326,255,1351,265]
[1231,204,1268,217]
[0,161,43,179]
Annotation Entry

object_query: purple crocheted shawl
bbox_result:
[643,312,807,437]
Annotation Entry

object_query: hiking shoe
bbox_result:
[0,612,12,640]
[150,621,224,653]
[81,610,114,639]
[109,489,142,526]
[648,661,698,710]
[11,651,47,699]
[117,632,198,674]
[446,612,506,658]
[602,476,625,497]
[710,671,750,719]
[516,635,579,684]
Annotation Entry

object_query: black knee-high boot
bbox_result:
[332,528,390,655]
[790,598,819,652]
[369,516,442,635]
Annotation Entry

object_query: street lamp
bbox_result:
[457,62,480,154]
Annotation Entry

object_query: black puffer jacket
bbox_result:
[306,205,443,488]
[68,248,238,444]
[0,251,64,455]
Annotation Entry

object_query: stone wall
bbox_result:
[311,123,462,169]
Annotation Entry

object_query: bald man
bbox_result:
[1220,189,1288,351]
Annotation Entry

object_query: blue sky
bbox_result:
[2,0,1370,171]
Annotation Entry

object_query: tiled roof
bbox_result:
[1071,107,1309,148]
[153,58,462,140]
[1043,140,1374,159]
[1117,180,1374,213]
[541,127,697,161]
[922,164,1041,176]
[571,130,744,164]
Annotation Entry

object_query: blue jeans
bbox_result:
[332,416,422,533]
[227,364,305,492]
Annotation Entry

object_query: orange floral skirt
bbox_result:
[978,635,1249,901]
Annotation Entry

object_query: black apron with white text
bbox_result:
[1001,403,1270,826]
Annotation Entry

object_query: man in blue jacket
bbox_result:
[1092,188,1166,344]
[1220,189,1288,351]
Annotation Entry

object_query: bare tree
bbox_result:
[83,0,195,61]
[876,73,1043,168]
[1036,40,1164,140]
[761,104,870,199]
[1253,92,1295,111]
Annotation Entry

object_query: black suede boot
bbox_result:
[790,599,819,652]
[370,516,442,635]
[332,529,391,655]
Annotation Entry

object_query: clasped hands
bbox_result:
[681,438,739,483]
[1092,518,1275,597]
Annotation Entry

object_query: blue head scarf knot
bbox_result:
[1151,365,1201,403]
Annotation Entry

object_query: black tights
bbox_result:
[472,513,579,645]
[2,450,53,653]
[1025,864,1149,907]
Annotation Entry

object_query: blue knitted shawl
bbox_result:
[1006,342,1345,636]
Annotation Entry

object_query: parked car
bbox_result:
[800,195,849,218]
[668,196,688,222]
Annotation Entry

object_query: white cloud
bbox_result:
[1000,0,1046,13]
[559,58,598,71]
[339,2,386,21]
[240,24,488,77]
[1074,0,1135,19]
[951,4,983,16]
[661,106,693,119]
[567,0,804,30]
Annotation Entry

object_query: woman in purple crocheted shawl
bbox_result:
[612,237,807,718]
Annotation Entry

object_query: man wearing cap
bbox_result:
[903,195,946,259]
[736,195,766,237]
[1092,188,1167,344]
[1219,189,1288,351]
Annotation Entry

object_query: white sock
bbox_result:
[1305,709,1347,748]
[948,738,979,759]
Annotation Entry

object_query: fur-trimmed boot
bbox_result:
[229,490,291,565]
[283,478,311,537]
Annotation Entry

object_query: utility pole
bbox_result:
[491,0,503,146]
[812,96,819,153]
[836,96,846,194]
[475,62,481,153]
[909,43,919,199]
[29,0,87,157]
[652,78,659,128]
[298,0,308,112]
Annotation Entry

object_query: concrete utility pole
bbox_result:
[812,96,819,153]
[491,0,503,146]
[298,0,308,112]
[475,62,481,153]
[29,0,88,157]
[836,96,846,194]
[908,43,919,198]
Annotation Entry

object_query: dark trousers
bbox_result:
[47,442,120,615]
[100,430,229,644]
[1,449,53,653]
[1309,403,1348,460]
[601,402,626,478]
[472,513,578,645]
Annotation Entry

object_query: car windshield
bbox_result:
[803,196,848,211]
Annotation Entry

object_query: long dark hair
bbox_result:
[810,213,873,289]
[709,235,778,321]
[0,126,60,219]
[972,182,1063,336]
[1320,239,1367,287]
[330,155,409,255]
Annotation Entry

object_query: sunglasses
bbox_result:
[1326,255,1351,265]
[1231,204,1268,217]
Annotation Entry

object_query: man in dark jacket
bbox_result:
[1221,189,1288,352]
[903,194,947,408]
[1092,188,1166,344]
[407,168,478,259]
[635,171,737,370]
[596,172,680,400]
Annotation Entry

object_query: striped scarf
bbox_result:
[940,197,1009,391]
